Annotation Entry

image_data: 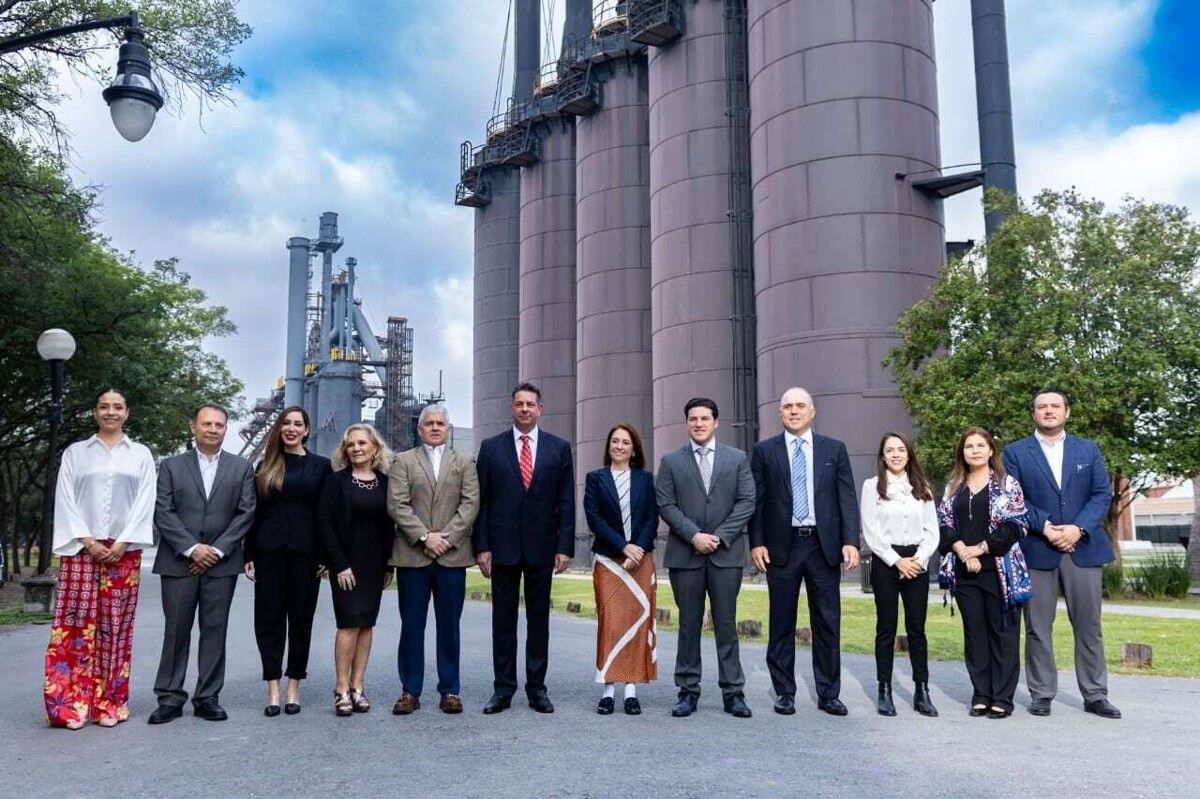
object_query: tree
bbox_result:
[1,0,252,148]
[886,189,1200,544]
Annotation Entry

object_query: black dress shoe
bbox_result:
[284,703,301,715]
[148,704,182,725]
[671,695,698,717]
[876,682,896,717]
[969,704,988,717]
[1084,698,1122,719]
[988,707,1013,719]
[723,695,752,718]
[194,700,228,721]
[482,694,512,715]
[597,697,615,715]
[817,697,848,716]
[528,691,555,714]
[624,697,642,716]
[264,704,281,718]
[1029,697,1052,716]
[773,694,796,715]
[913,682,938,717]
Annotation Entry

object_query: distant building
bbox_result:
[1132,481,1193,546]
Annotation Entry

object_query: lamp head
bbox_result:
[102,19,163,142]
[37,329,76,362]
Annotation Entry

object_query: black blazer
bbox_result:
[316,469,392,576]
[584,467,657,560]
[245,451,331,560]
[749,433,860,569]
[472,429,575,567]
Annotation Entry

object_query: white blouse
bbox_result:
[859,473,939,568]
[53,435,158,556]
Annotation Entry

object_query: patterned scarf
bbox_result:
[937,470,1030,611]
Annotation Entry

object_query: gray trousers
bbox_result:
[669,561,745,700]
[154,573,238,707]
[1023,557,1109,702]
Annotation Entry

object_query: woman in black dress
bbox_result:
[244,407,331,716]
[318,423,394,717]
[937,427,1028,719]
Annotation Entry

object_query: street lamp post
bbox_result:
[36,329,76,575]
[0,10,164,141]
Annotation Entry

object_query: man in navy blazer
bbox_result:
[1002,388,1120,719]
[473,382,574,714]
[750,387,860,716]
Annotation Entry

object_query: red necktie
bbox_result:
[519,434,533,490]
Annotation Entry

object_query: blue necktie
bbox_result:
[791,439,809,522]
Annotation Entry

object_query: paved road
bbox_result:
[3,561,1198,798]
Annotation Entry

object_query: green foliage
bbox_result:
[1128,551,1191,600]
[886,189,1200,515]
[1102,561,1125,599]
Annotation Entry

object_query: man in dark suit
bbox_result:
[473,382,574,714]
[750,386,860,716]
[1002,388,1120,719]
[656,397,756,718]
[149,403,256,723]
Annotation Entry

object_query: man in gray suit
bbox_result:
[149,403,255,724]
[387,405,479,715]
[656,397,756,718]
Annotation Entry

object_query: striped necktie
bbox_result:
[791,438,810,522]
[519,435,533,490]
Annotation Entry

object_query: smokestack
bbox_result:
[284,237,310,407]
[513,0,540,103]
[562,0,592,52]
[971,0,1018,236]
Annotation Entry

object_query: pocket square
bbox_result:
[1076,463,1089,471]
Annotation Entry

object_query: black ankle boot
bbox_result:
[913,681,939,717]
[877,682,896,716]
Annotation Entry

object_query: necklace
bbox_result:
[351,473,378,490]
[966,480,987,521]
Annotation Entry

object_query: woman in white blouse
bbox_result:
[44,389,157,729]
[860,431,939,718]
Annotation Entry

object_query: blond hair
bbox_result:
[331,423,392,472]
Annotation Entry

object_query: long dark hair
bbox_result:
[602,423,647,470]
[947,426,1005,495]
[256,406,310,496]
[874,431,932,501]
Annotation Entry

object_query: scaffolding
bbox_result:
[238,384,285,460]
[385,316,416,452]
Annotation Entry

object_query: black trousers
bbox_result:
[766,533,842,701]
[871,545,930,684]
[955,572,1020,711]
[253,548,320,681]
[491,562,553,698]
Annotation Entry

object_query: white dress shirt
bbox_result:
[1034,429,1066,488]
[512,426,539,471]
[784,430,816,526]
[184,447,225,559]
[859,473,939,568]
[53,435,157,556]
[424,443,445,481]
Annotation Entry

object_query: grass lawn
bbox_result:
[465,572,1200,679]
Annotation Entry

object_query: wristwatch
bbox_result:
[419,532,429,543]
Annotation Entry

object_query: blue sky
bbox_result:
[50,0,1200,435]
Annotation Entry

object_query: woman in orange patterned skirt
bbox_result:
[44,389,157,729]
[583,423,658,715]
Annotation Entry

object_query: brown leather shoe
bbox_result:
[439,694,463,714]
[392,692,420,715]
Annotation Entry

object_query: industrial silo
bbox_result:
[647,0,756,456]
[747,0,945,476]
[574,19,654,508]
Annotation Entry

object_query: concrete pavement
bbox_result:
[2,559,1198,798]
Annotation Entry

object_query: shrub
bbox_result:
[1128,551,1191,600]
[1101,561,1125,599]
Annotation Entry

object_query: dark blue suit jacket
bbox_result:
[472,428,575,567]
[1002,433,1114,569]
[583,468,657,560]
[749,433,860,569]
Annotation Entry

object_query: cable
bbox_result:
[493,0,514,117]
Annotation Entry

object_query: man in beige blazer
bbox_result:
[386,405,480,714]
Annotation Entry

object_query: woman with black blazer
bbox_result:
[583,423,658,716]
[318,423,394,717]
[244,407,331,716]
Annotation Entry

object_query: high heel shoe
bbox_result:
[876,682,896,717]
[350,689,370,713]
[264,704,281,717]
[334,691,353,717]
[913,682,939,717]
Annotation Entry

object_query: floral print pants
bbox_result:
[44,545,141,727]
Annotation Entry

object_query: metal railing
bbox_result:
[592,0,631,37]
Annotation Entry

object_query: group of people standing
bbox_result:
[41,382,1120,728]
